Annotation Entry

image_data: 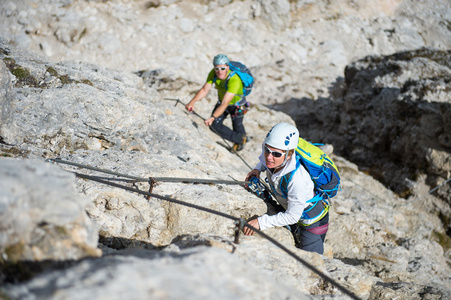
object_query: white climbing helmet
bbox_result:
[264,123,299,150]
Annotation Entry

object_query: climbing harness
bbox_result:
[231,103,249,117]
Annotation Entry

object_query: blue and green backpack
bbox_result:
[278,138,340,225]
[214,61,254,97]
[280,137,341,200]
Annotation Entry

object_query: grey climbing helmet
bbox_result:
[213,54,229,66]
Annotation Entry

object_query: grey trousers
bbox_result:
[292,213,329,255]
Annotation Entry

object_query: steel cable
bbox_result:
[164,98,253,170]
[66,169,361,300]
[47,158,248,186]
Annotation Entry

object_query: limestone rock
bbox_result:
[0,1,450,299]
[275,49,451,204]
[0,158,101,262]
[3,246,311,300]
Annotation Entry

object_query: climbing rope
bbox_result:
[59,167,361,300]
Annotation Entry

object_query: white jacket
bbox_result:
[254,149,315,230]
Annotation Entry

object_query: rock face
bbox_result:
[0,0,450,299]
[0,0,450,104]
[275,49,451,205]
[4,246,312,300]
[1,41,450,300]
[0,158,101,264]
[341,49,451,201]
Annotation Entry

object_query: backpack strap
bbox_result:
[299,195,330,226]
[268,155,330,226]
[279,156,301,199]
[213,71,234,87]
[279,154,327,206]
[213,71,244,102]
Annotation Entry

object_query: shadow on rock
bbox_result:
[270,48,451,206]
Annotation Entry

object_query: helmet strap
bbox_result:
[281,150,289,167]
[273,150,290,173]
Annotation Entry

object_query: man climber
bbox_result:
[185,54,248,151]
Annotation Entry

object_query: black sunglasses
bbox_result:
[264,146,286,158]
